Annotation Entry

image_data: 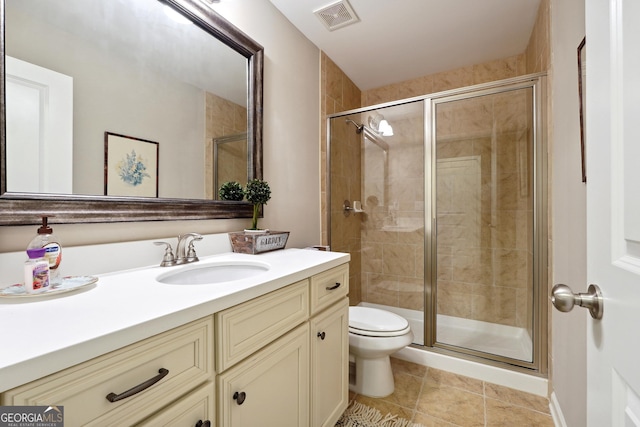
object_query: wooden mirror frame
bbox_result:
[0,0,263,225]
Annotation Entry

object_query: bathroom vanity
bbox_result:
[0,249,349,427]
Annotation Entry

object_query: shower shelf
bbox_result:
[343,200,364,215]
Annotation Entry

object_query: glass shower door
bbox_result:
[329,101,425,345]
[431,86,535,363]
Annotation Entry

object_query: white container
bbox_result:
[24,248,50,294]
[27,217,63,285]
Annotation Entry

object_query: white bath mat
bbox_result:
[335,401,426,427]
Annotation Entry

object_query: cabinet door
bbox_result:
[310,298,349,427]
[218,323,310,427]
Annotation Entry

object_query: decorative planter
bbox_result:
[228,231,290,254]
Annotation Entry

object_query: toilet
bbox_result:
[348,306,414,398]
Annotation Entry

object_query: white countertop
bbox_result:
[0,248,349,392]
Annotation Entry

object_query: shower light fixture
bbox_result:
[368,114,394,136]
[378,119,394,136]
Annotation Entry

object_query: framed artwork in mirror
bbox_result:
[105,132,159,197]
[578,36,587,183]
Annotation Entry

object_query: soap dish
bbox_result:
[0,276,98,298]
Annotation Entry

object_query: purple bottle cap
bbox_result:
[27,248,47,259]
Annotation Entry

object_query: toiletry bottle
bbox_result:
[24,248,50,293]
[27,216,63,285]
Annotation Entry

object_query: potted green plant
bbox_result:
[244,179,271,231]
[218,181,245,201]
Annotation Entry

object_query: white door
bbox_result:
[6,56,73,194]
[586,0,640,425]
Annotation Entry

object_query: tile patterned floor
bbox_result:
[347,358,555,427]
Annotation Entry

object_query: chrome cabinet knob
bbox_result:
[551,283,603,319]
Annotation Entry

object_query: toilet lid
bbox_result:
[349,306,411,337]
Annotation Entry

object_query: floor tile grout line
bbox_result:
[482,380,488,427]
[484,395,554,416]
[409,365,429,423]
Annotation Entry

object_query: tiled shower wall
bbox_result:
[435,90,534,330]
[359,110,425,312]
[321,0,549,320]
[321,52,363,305]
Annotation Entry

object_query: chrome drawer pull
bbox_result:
[106,368,169,402]
[326,282,341,291]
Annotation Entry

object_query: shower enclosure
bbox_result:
[328,74,547,372]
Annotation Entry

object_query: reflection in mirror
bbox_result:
[0,0,264,224]
[6,0,246,199]
[209,132,248,200]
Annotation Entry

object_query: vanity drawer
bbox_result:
[215,279,309,372]
[1,317,213,427]
[136,381,215,427]
[310,264,349,315]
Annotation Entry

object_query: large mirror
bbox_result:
[0,0,263,225]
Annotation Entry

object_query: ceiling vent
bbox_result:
[314,0,359,31]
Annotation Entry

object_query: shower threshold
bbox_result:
[360,302,532,362]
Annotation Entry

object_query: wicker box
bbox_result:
[228,231,290,254]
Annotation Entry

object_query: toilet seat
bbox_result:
[349,306,411,337]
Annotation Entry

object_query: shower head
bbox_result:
[345,119,364,134]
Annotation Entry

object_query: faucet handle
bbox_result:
[186,241,199,263]
[154,241,176,267]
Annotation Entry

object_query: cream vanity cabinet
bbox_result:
[0,262,348,427]
[216,263,349,427]
[0,317,215,426]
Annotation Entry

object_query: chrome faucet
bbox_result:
[175,233,203,265]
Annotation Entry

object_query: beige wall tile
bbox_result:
[432,65,475,93]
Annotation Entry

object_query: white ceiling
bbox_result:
[268,0,542,90]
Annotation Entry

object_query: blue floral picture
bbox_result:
[105,132,158,197]
[117,150,150,186]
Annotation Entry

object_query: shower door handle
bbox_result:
[551,284,603,319]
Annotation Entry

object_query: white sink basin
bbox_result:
[157,260,270,285]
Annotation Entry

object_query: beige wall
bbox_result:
[0,0,322,253]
